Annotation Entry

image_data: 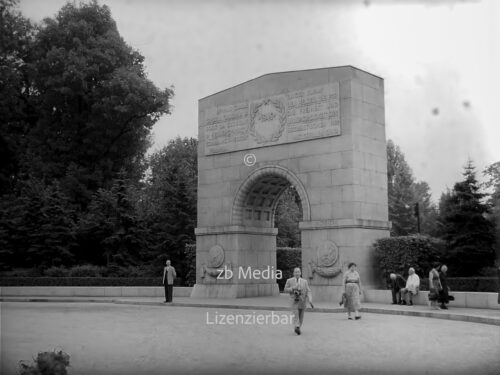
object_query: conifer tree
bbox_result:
[437,160,495,275]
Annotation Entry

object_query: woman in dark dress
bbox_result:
[438,265,450,309]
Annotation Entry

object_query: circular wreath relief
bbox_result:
[207,245,225,268]
[316,240,339,267]
[249,98,286,144]
[308,240,342,279]
[201,245,232,279]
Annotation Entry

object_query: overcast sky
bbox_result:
[19,0,500,201]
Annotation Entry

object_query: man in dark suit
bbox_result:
[284,267,313,335]
[162,260,176,303]
[389,273,406,305]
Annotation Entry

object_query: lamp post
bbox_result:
[404,202,421,234]
[414,202,421,234]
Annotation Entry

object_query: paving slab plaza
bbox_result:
[1,299,500,375]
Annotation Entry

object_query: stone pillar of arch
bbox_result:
[192,166,306,298]
[191,66,391,299]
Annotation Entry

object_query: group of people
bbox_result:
[389,262,451,310]
[284,262,362,335]
[164,259,454,336]
[428,262,452,310]
[389,268,420,306]
[284,262,453,335]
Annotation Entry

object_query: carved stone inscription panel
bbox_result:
[204,82,340,155]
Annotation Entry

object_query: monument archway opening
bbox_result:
[192,66,392,300]
[231,165,310,228]
[232,166,307,293]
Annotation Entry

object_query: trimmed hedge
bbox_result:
[0,277,184,286]
[68,265,104,277]
[419,277,498,292]
[374,235,445,282]
[276,247,301,291]
[2,264,161,278]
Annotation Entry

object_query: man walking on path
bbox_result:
[284,267,313,335]
[163,260,176,303]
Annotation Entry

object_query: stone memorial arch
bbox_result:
[191,66,391,300]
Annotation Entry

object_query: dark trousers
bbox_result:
[392,288,402,303]
[164,284,173,302]
[293,308,305,328]
[401,288,416,303]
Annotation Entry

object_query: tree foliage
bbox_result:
[1,0,172,204]
[141,137,198,276]
[0,0,37,194]
[275,186,302,248]
[483,161,500,264]
[374,235,445,282]
[26,1,172,205]
[76,172,149,267]
[436,160,496,276]
[0,180,78,269]
[387,140,437,236]
[184,243,196,287]
[0,1,173,272]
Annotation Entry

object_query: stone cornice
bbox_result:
[299,219,391,231]
[195,226,279,236]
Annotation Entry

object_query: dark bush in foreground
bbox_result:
[19,349,70,375]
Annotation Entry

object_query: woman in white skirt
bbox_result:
[342,262,363,320]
